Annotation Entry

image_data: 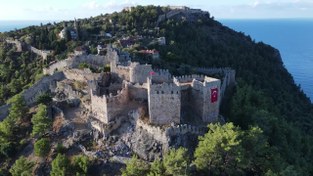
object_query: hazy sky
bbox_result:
[1,0,313,20]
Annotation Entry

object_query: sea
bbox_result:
[0,19,312,101]
[221,19,313,102]
[0,20,57,32]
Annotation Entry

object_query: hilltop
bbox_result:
[0,5,313,176]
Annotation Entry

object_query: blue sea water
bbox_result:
[0,20,312,101]
[0,20,56,32]
[221,19,313,102]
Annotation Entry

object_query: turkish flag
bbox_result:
[211,88,218,103]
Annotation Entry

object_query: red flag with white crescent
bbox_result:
[211,88,218,103]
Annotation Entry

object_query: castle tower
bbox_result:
[147,78,181,125]
[191,76,221,122]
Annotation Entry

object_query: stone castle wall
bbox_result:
[5,39,24,52]
[152,69,171,83]
[63,69,101,83]
[44,55,109,75]
[6,39,52,59]
[56,81,83,99]
[189,77,221,122]
[148,79,181,125]
[90,85,129,124]
[0,104,10,121]
[127,83,148,101]
[23,72,65,105]
[130,109,206,151]
[90,90,108,124]
[201,77,221,122]
[129,62,153,84]
[174,74,205,83]
[190,79,205,118]
[106,88,129,122]
[196,67,236,100]
[43,59,70,75]
[71,55,109,69]
[30,46,52,60]
[111,65,131,81]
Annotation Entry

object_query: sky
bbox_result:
[0,0,313,20]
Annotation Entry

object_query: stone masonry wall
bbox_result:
[127,83,148,101]
[90,90,108,124]
[130,109,207,151]
[129,62,153,84]
[90,86,129,124]
[23,72,65,105]
[44,55,109,75]
[5,39,24,52]
[43,59,70,75]
[30,46,52,60]
[0,104,10,121]
[70,54,109,68]
[200,77,221,122]
[63,69,102,83]
[112,65,131,81]
[196,67,235,100]
[152,69,171,83]
[148,79,181,125]
[106,87,129,122]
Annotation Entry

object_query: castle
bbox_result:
[85,46,221,127]
[0,44,235,138]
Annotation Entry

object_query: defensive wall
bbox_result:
[130,108,207,151]
[23,72,66,105]
[0,104,10,121]
[44,55,109,75]
[63,68,102,83]
[5,39,52,59]
[147,78,181,125]
[90,84,129,124]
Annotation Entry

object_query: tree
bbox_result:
[0,117,14,137]
[31,104,52,136]
[36,93,52,105]
[9,156,34,176]
[163,147,190,176]
[122,156,150,176]
[34,138,50,157]
[148,158,165,176]
[51,154,70,176]
[7,94,27,121]
[242,126,272,174]
[72,155,89,175]
[0,136,13,158]
[193,123,246,175]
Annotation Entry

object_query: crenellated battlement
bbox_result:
[148,81,180,95]
[115,65,131,70]
[152,69,172,83]
[147,78,181,125]
[174,74,205,83]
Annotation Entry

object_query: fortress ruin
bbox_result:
[0,45,236,157]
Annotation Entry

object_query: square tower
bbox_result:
[191,76,221,122]
[147,78,181,125]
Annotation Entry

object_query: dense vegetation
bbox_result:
[0,5,312,175]
[0,42,43,104]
